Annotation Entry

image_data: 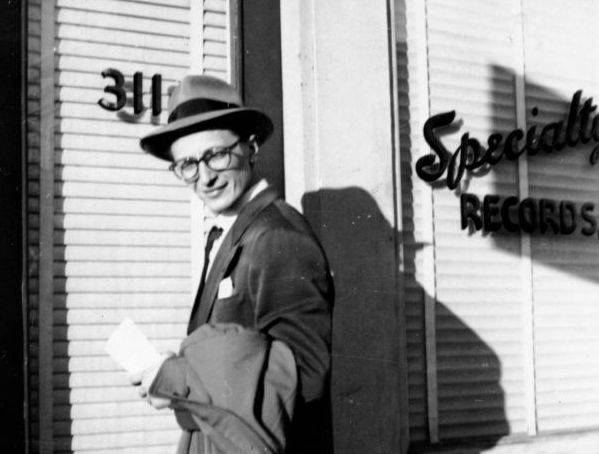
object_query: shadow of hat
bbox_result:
[140,75,274,161]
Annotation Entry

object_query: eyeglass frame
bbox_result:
[169,138,244,183]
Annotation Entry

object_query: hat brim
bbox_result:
[140,107,274,161]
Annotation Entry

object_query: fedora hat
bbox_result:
[140,75,273,161]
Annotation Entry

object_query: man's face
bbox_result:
[170,129,255,215]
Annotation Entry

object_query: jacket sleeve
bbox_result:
[246,228,333,403]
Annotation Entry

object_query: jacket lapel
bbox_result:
[188,187,280,332]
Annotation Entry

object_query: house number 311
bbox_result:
[98,68,163,116]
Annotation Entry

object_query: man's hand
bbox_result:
[129,352,175,409]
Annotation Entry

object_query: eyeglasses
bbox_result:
[169,139,241,183]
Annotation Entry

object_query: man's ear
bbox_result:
[248,134,259,163]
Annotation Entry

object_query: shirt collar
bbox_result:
[205,179,269,233]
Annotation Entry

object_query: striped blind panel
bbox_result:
[522,0,599,434]
[395,0,430,443]
[48,0,207,452]
[202,0,228,78]
[27,0,42,444]
[425,0,528,441]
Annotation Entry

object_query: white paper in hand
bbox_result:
[105,317,162,375]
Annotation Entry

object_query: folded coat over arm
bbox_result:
[149,323,298,454]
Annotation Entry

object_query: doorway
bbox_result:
[231,0,284,195]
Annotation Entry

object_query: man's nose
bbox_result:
[197,161,217,186]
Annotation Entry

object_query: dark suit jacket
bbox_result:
[166,187,334,453]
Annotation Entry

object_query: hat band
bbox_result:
[168,98,239,123]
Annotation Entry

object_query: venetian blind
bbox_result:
[418,0,529,442]
[202,0,228,79]
[522,0,599,434]
[29,0,216,452]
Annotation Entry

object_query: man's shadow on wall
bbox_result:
[302,187,508,454]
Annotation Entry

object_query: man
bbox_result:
[133,75,333,453]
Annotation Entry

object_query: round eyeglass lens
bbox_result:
[180,160,199,181]
[207,150,231,170]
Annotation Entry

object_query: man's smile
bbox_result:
[203,183,228,197]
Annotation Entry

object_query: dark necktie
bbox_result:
[199,226,223,293]
[188,226,223,331]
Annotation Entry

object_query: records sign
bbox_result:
[418,90,599,238]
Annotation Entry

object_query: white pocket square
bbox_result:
[217,277,234,299]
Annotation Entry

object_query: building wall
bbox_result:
[25,0,599,453]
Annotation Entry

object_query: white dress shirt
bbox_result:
[205,179,269,274]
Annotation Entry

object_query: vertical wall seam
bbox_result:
[386,0,410,451]
[279,0,312,212]
[227,0,242,93]
[308,0,320,194]
[38,0,56,452]
[514,0,538,437]
[417,0,440,444]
